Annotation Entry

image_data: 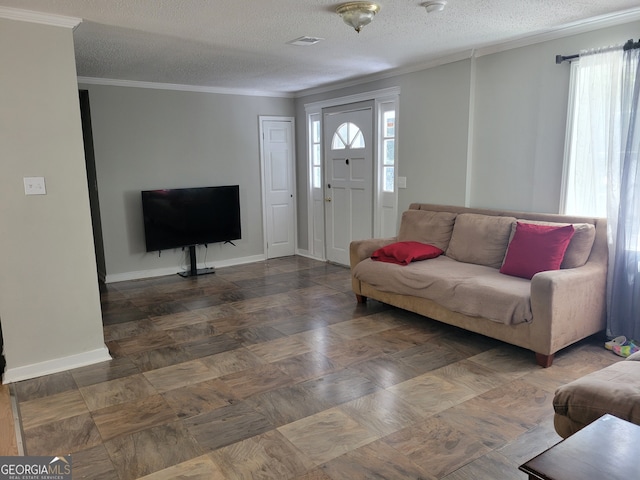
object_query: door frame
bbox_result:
[323,103,374,265]
[259,115,297,259]
[79,89,107,283]
[304,87,400,260]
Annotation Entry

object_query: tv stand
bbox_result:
[178,245,215,278]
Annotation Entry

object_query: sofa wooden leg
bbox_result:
[535,353,554,368]
[355,294,367,304]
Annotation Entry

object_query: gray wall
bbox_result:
[80,84,294,280]
[0,18,107,380]
[294,20,640,251]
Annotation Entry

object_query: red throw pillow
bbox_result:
[371,241,443,266]
[500,222,575,279]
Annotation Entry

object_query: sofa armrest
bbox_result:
[349,237,397,268]
[529,263,607,355]
[349,237,396,300]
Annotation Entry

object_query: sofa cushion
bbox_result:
[553,361,640,432]
[353,255,532,325]
[446,213,516,268]
[500,222,575,279]
[397,210,457,252]
[371,241,443,265]
[512,220,596,269]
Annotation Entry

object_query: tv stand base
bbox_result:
[178,267,215,278]
[178,245,215,278]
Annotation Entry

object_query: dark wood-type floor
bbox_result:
[11,256,619,479]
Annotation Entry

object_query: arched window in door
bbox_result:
[331,122,365,150]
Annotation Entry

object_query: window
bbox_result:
[562,44,640,339]
[376,99,399,238]
[561,46,640,254]
[310,117,321,188]
[331,122,365,150]
[561,49,623,217]
[381,109,396,192]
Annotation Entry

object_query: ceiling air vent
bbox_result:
[287,36,324,46]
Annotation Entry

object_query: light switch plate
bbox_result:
[397,176,407,189]
[24,177,46,195]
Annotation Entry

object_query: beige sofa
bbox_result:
[553,352,640,437]
[350,203,608,367]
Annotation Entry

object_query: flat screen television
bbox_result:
[141,185,241,253]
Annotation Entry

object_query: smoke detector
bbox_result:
[422,1,447,13]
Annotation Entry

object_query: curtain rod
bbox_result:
[624,38,640,51]
[555,54,578,64]
[555,38,639,64]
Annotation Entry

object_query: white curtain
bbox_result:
[562,48,622,218]
[563,44,640,339]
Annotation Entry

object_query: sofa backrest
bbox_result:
[397,210,457,251]
[404,203,607,270]
[445,213,515,268]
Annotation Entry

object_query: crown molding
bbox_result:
[77,76,295,99]
[6,4,637,97]
[475,7,640,58]
[304,86,401,112]
[0,6,81,29]
[294,50,473,98]
[295,7,640,98]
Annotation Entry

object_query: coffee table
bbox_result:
[519,414,638,480]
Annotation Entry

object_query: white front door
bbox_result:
[323,105,374,265]
[260,117,296,259]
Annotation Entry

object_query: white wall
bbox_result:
[294,19,640,251]
[0,18,109,382]
[80,84,294,281]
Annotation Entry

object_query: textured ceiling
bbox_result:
[2,0,640,95]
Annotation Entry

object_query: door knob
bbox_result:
[325,197,332,202]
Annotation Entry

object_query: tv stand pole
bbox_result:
[178,245,215,278]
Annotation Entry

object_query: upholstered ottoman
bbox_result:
[553,351,640,438]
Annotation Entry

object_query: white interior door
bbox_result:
[260,117,296,259]
[323,105,374,265]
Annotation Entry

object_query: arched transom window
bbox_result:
[331,122,365,150]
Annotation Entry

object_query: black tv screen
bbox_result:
[141,185,241,252]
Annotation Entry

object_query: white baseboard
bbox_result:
[295,249,325,261]
[105,254,267,283]
[106,265,191,283]
[211,254,266,269]
[3,345,112,383]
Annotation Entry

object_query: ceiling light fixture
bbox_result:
[336,2,380,33]
[422,1,447,13]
